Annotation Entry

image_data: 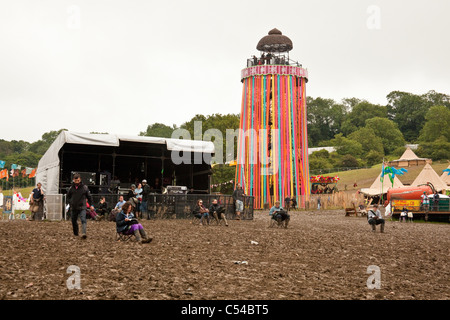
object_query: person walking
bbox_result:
[30,182,45,220]
[67,173,93,239]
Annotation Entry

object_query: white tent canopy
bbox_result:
[36,131,215,194]
[440,165,450,186]
[411,163,448,192]
[360,172,404,196]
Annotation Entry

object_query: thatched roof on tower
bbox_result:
[256,28,293,53]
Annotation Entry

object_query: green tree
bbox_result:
[211,165,236,194]
[366,150,384,166]
[309,150,333,171]
[386,91,435,142]
[418,105,450,142]
[416,136,450,161]
[139,123,177,138]
[29,129,67,155]
[348,127,384,156]
[328,133,363,157]
[306,97,346,147]
[5,151,41,168]
[365,117,406,155]
[180,113,240,163]
[341,154,359,167]
[341,101,388,135]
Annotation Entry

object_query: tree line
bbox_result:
[1,89,448,191]
[307,90,450,170]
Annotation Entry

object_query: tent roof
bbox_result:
[440,165,450,185]
[394,147,430,161]
[360,172,404,196]
[36,131,215,175]
[411,163,448,191]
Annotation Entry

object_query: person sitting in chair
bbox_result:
[109,195,126,221]
[193,199,210,226]
[269,201,290,228]
[86,203,103,221]
[96,197,109,217]
[367,204,385,233]
[209,199,228,226]
[116,201,152,244]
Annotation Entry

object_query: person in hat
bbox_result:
[269,201,290,228]
[367,204,385,233]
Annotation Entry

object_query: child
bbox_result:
[400,207,407,223]
[407,211,413,223]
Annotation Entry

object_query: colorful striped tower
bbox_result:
[236,28,310,209]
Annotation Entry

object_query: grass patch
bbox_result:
[324,161,450,191]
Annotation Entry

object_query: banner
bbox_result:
[3,196,13,214]
[0,160,5,169]
[29,168,36,178]
[0,169,8,180]
[392,199,421,211]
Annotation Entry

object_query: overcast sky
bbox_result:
[1,0,449,143]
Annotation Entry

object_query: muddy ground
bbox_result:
[0,210,448,300]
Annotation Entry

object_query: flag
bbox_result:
[444,169,450,176]
[0,160,5,169]
[380,161,385,183]
[11,164,18,170]
[0,169,8,180]
[28,168,36,178]
[21,169,27,177]
[26,167,33,175]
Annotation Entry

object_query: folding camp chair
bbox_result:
[190,211,203,225]
[115,230,135,242]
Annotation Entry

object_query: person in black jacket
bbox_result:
[67,173,93,239]
[209,198,228,226]
[96,196,109,217]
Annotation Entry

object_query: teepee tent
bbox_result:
[360,172,405,196]
[411,164,448,192]
[388,147,432,167]
[439,165,450,187]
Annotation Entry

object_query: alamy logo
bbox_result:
[66,265,81,289]
[366,265,381,289]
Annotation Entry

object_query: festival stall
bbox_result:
[310,175,339,194]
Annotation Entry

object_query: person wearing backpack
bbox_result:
[367,204,385,233]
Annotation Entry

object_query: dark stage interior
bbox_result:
[58,141,212,195]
